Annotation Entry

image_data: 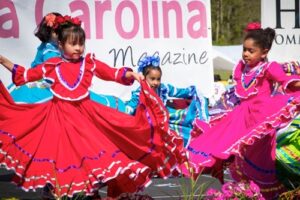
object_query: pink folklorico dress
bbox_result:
[0,54,186,197]
[187,60,300,199]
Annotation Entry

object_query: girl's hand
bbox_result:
[126,71,144,82]
[0,55,14,71]
[0,55,5,65]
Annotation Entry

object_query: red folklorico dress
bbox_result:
[0,53,186,197]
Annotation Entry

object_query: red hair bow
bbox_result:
[244,22,261,32]
[54,15,81,29]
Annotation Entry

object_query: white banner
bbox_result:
[0,0,213,99]
[262,0,300,62]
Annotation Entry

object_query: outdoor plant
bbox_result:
[180,173,210,200]
[204,180,265,200]
[42,164,87,200]
[279,186,300,200]
[178,164,217,200]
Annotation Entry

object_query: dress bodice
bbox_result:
[233,60,300,100]
[43,56,94,101]
[13,53,134,101]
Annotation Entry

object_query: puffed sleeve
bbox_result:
[166,84,195,98]
[266,61,300,92]
[93,59,134,85]
[125,87,141,115]
[12,64,44,86]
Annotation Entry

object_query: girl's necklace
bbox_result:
[241,62,266,90]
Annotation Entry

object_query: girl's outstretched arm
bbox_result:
[0,55,14,72]
[125,71,144,82]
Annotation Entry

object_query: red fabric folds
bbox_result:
[0,80,185,197]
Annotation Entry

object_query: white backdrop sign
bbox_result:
[262,0,300,62]
[0,0,213,99]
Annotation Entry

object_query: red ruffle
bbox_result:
[0,80,185,197]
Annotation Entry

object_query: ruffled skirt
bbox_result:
[185,93,300,199]
[0,80,186,197]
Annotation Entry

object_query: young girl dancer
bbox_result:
[0,15,185,198]
[186,22,300,199]
[125,55,209,147]
[8,12,62,103]
[8,13,123,111]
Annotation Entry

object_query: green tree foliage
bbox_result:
[211,0,261,45]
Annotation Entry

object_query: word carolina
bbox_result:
[0,0,208,39]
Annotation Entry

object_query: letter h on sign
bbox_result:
[276,0,300,28]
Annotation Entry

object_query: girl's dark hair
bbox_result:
[142,65,162,77]
[56,23,85,46]
[34,12,62,43]
[244,27,276,50]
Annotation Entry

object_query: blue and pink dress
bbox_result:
[125,83,210,147]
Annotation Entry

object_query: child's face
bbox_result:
[60,39,84,61]
[145,69,161,90]
[242,38,268,67]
